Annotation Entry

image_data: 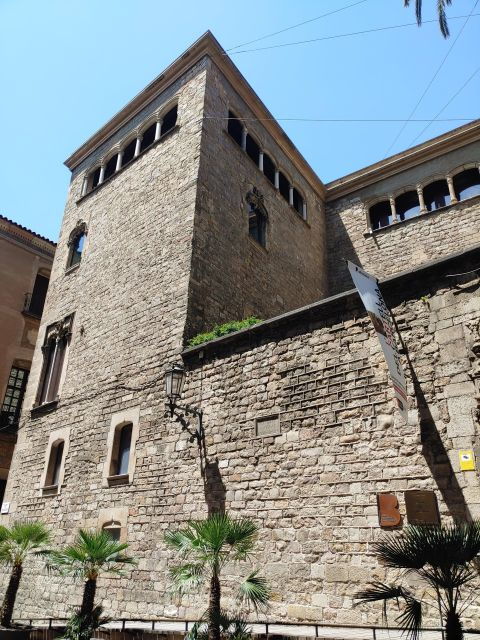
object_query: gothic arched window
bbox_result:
[67,222,87,270]
[247,188,267,248]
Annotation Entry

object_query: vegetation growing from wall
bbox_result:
[188,317,262,347]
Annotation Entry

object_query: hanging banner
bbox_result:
[347,261,408,422]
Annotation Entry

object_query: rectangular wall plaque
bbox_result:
[404,490,440,525]
[377,493,401,528]
[459,450,476,471]
[1,502,10,514]
[255,415,280,437]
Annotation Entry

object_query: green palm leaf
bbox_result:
[238,571,270,611]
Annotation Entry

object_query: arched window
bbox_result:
[140,122,156,152]
[395,190,420,221]
[278,171,290,202]
[111,423,133,477]
[103,520,122,542]
[227,110,243,146]
[46,440,65,487]
[122,138,136,167]
[369,201,392,230]
[246,134,260,165]
[36,315,73,407]
[453,168,480,201]
[161,104,178,136]
[263,153,276,186]
[247,188,267,248]
[103,154,118,181]
[68,232,85,268]
[292,187,304,218]
[423,179,451,211]
[90,166,101,190]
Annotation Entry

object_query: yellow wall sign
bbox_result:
[459,450,476,471]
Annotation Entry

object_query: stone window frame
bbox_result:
[246,187,268,249]
[364,160,480,235]
[103,406,140,488]
[40,427,70,497]
[80,98,180,199]
[226,106,308,222]
[98,507,128,544]
[66,221,88,272]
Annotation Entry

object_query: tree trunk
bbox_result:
[0,563,23,628]
[80,577,97,618]
[445,609,463,640]
[208,572,221,640]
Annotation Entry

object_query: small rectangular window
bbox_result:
[227,110,243,146]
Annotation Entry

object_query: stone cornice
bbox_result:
[326,119,480,201]
[0,215,56,259]
[64,31,326,199]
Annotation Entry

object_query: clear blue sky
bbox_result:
[1,0,478,241]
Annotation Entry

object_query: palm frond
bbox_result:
[397,593,423,640]
[226,519,259,560]
[0,521,51,566]
[169,562,206,593]
[238,571,270,611]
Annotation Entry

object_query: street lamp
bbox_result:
[164,362,203,445]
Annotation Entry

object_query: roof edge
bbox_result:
[0,215,56,249]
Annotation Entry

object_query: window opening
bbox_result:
[90,167,101,190]
[116,423,133,476]
[140,123,156,152]
[278,172,290,201]
[227,110,243,146]
[263,153,276,186]
[68,233,85,269]
[292,188,304,216]
[453,168,480,201]
[28,274,49,316]
[104,154,118,181]
[0,479,6,504]
[247,189,267,248]
[37,317,73,406]
[395,191,420,221]
[1,367,29,427]
[423,180,451,211]
[161,105,178,136]
[103,521,122,541]
[49,441,64,487]
[122,139,136,167]
[369,201,392,230]
[246,134,260,165]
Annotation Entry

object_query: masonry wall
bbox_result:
[326,142,480,294]
[184,59,327,339]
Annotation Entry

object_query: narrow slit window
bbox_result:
[423,180,451,211]
[453,168,480,201]
[140,123,156,152]
[161,105,178,136]
[395,191,420,221]
[248,202,267,248]
[227,110,243,146]
[115,423,133,476]
[278,172,290,202]
[263,153,276,186]
[370,201,392,230]
[47,440,65,487]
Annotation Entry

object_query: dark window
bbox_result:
[1,367,29,428]
[90,166,101,190]
[104,154,118,181]
[292,188,304,217]
[140,123,156,152]
[103,523,121,541]
[248,203,267,247]
[263,153,276,186]
[28,274,49,316]
[116,423,132,476]
[395,191,420,221]
[0,479,6,504]
[68,233,85,269]
[161,105,178,136]
[122,139,136,166]
[49,441,64,487]
[246,134,260,165]
[423,180,451,211]
[279,172,290,202]
[453,168,480,201]
[227,110,243,146]
[37,320,72,406]
[370,201,392,230]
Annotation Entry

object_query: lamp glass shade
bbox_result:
[165,363,185,402]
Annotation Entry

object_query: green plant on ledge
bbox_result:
[188,317,262,347]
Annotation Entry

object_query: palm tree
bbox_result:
[49,529,135,634]
[404,0,453,37]
[165,513,270,640]
[0,521,51,628]
[356,522,480,640]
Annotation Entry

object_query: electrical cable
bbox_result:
[225,0,369,51]
[383,0,479,157]
[409,65,480,145]
[222,14,480,55]
[203,116,476,123]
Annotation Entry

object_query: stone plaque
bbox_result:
[404,490,440,525]
[1,502,10,514]
[377,493,401,528]
[255,415,280,437]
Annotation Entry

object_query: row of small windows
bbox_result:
[369,167,480,231]
[83,104,178,196]
[227,110,307,220]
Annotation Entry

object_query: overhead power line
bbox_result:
[224,14,480,55]
[383,0,479,157]
[203,116,476,123]
[410,65,480,145]
[226,0,369,51]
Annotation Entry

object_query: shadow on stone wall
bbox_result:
[199,437,226,516]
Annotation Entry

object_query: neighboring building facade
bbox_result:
[2,32,480,627]
[0,215,55,504]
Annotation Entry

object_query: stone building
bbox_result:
[2,31,480,627]
[0,215,55,505]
